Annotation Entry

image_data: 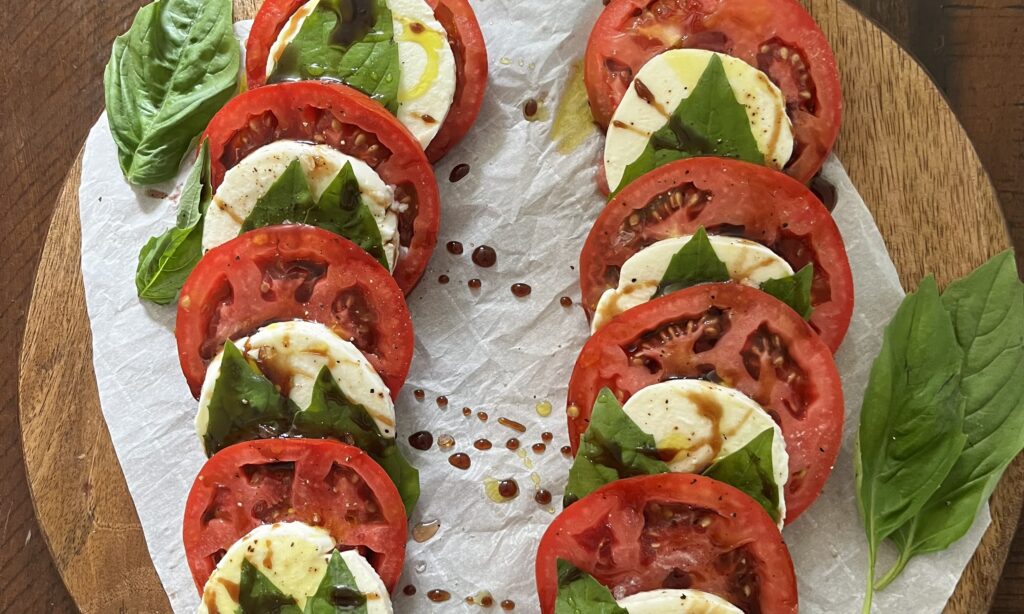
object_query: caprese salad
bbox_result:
[102,0,490,608]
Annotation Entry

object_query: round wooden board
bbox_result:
[17,0,1021,611]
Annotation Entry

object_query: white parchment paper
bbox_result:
[77,7,990,613]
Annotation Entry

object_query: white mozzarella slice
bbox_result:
[617,589,743,614]
[196,320,396,441]
[198,521,393,614]
[202,140,400,271]
[266,0,320,77]
[604,49,794,193]
[265,0,457,149]
[592,235,794,332]
[388,0,457,148]
[622,379,788,525]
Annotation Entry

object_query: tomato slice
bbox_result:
[200,81,440,293]
[566,283,843,522]
[585,0,842,182]
[183,439,407,593]
[580,158,853,351]
[245,0,487,163]
[176,225,413,399]
[535,474,798,614]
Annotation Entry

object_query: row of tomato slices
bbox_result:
[174,0,490,599]
[534,0,854,611]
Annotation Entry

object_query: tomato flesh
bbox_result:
[535,474,798,614]
[567,283,844,523]
[183,439,407,593]
[176,225,413,399]
[580,158,853,352]
[585,0,842,182]
[245,0,487,162]
[200,81,440,293]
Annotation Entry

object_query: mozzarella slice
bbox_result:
[604,49,794,192]
[196,320,396,440]
[198,522,392,614]
[618,589,743,614]
[202,140,400,271]
[592,235,794,332]
[266,0,457,148]
[622,379,788,525]
[389,0,457,148]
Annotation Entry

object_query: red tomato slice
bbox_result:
[200,81,440,293]
[183,439,407,593]
[585,0,842,182]
[580,158,853,352]
[535,474,799,614]
[245,0,487,163]
[176,225,413,399]
[566,283,844,523]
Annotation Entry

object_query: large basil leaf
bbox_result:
[555,560,628,614]
[136,141,211,304]
[104,0,239,184]
[876,251,1024,589]
[654,227,730,297]
[303,551,369,614]
[268,0,400,113]
[704,428,781,523]
[238,558,302,614]
[203,342,299,456]
[760,264,814,320]
[855,277,966,612]
[612,54,763,194]
[563,389,668,507]
[294,367,420,512]
[241,160,388,268]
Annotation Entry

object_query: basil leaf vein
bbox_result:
[612,54,763,195]
[654,227,730,297]
[303,550,369,614]
[704,428,781,523]
[104,0,239,184]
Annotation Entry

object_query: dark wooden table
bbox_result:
[1,1,1021,611]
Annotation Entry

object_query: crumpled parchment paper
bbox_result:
[77,6,989,613]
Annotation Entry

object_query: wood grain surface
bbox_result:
[3,0,1023,613]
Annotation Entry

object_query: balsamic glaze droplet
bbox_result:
[449,164,470,183]
[472,245,497,268]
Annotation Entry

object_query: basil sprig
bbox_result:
[104,0,239,184]
[563,388,782,522]
[135,141,210,304]
[237,550,369,614]
[654,227,814,319]
[205,343,420,512]
[857,251,1024,610]
[613,54,763,195]
[242,160,389,268]
[554,560,627,614]
[268,0,400,113]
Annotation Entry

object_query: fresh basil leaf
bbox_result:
[555,560,628,614]
[612,54,764,194]
[240,160,317,232]
[303,550,369,614]
[855,277,966,612]
[240,161,388,269]
[877,251,1024,589]
[563,388,669,507]
[309,162,388,268]
[654,227,731,297]
[238,558,302,614]
[268,0,400,113]
[704,428,781,523]
[293,367,420,512]
[760,264,814,320]
[203,342,299,456]
[104,0,239,184]
[136,142,211,304]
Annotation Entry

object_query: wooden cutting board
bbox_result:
[17,0,1021,611]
